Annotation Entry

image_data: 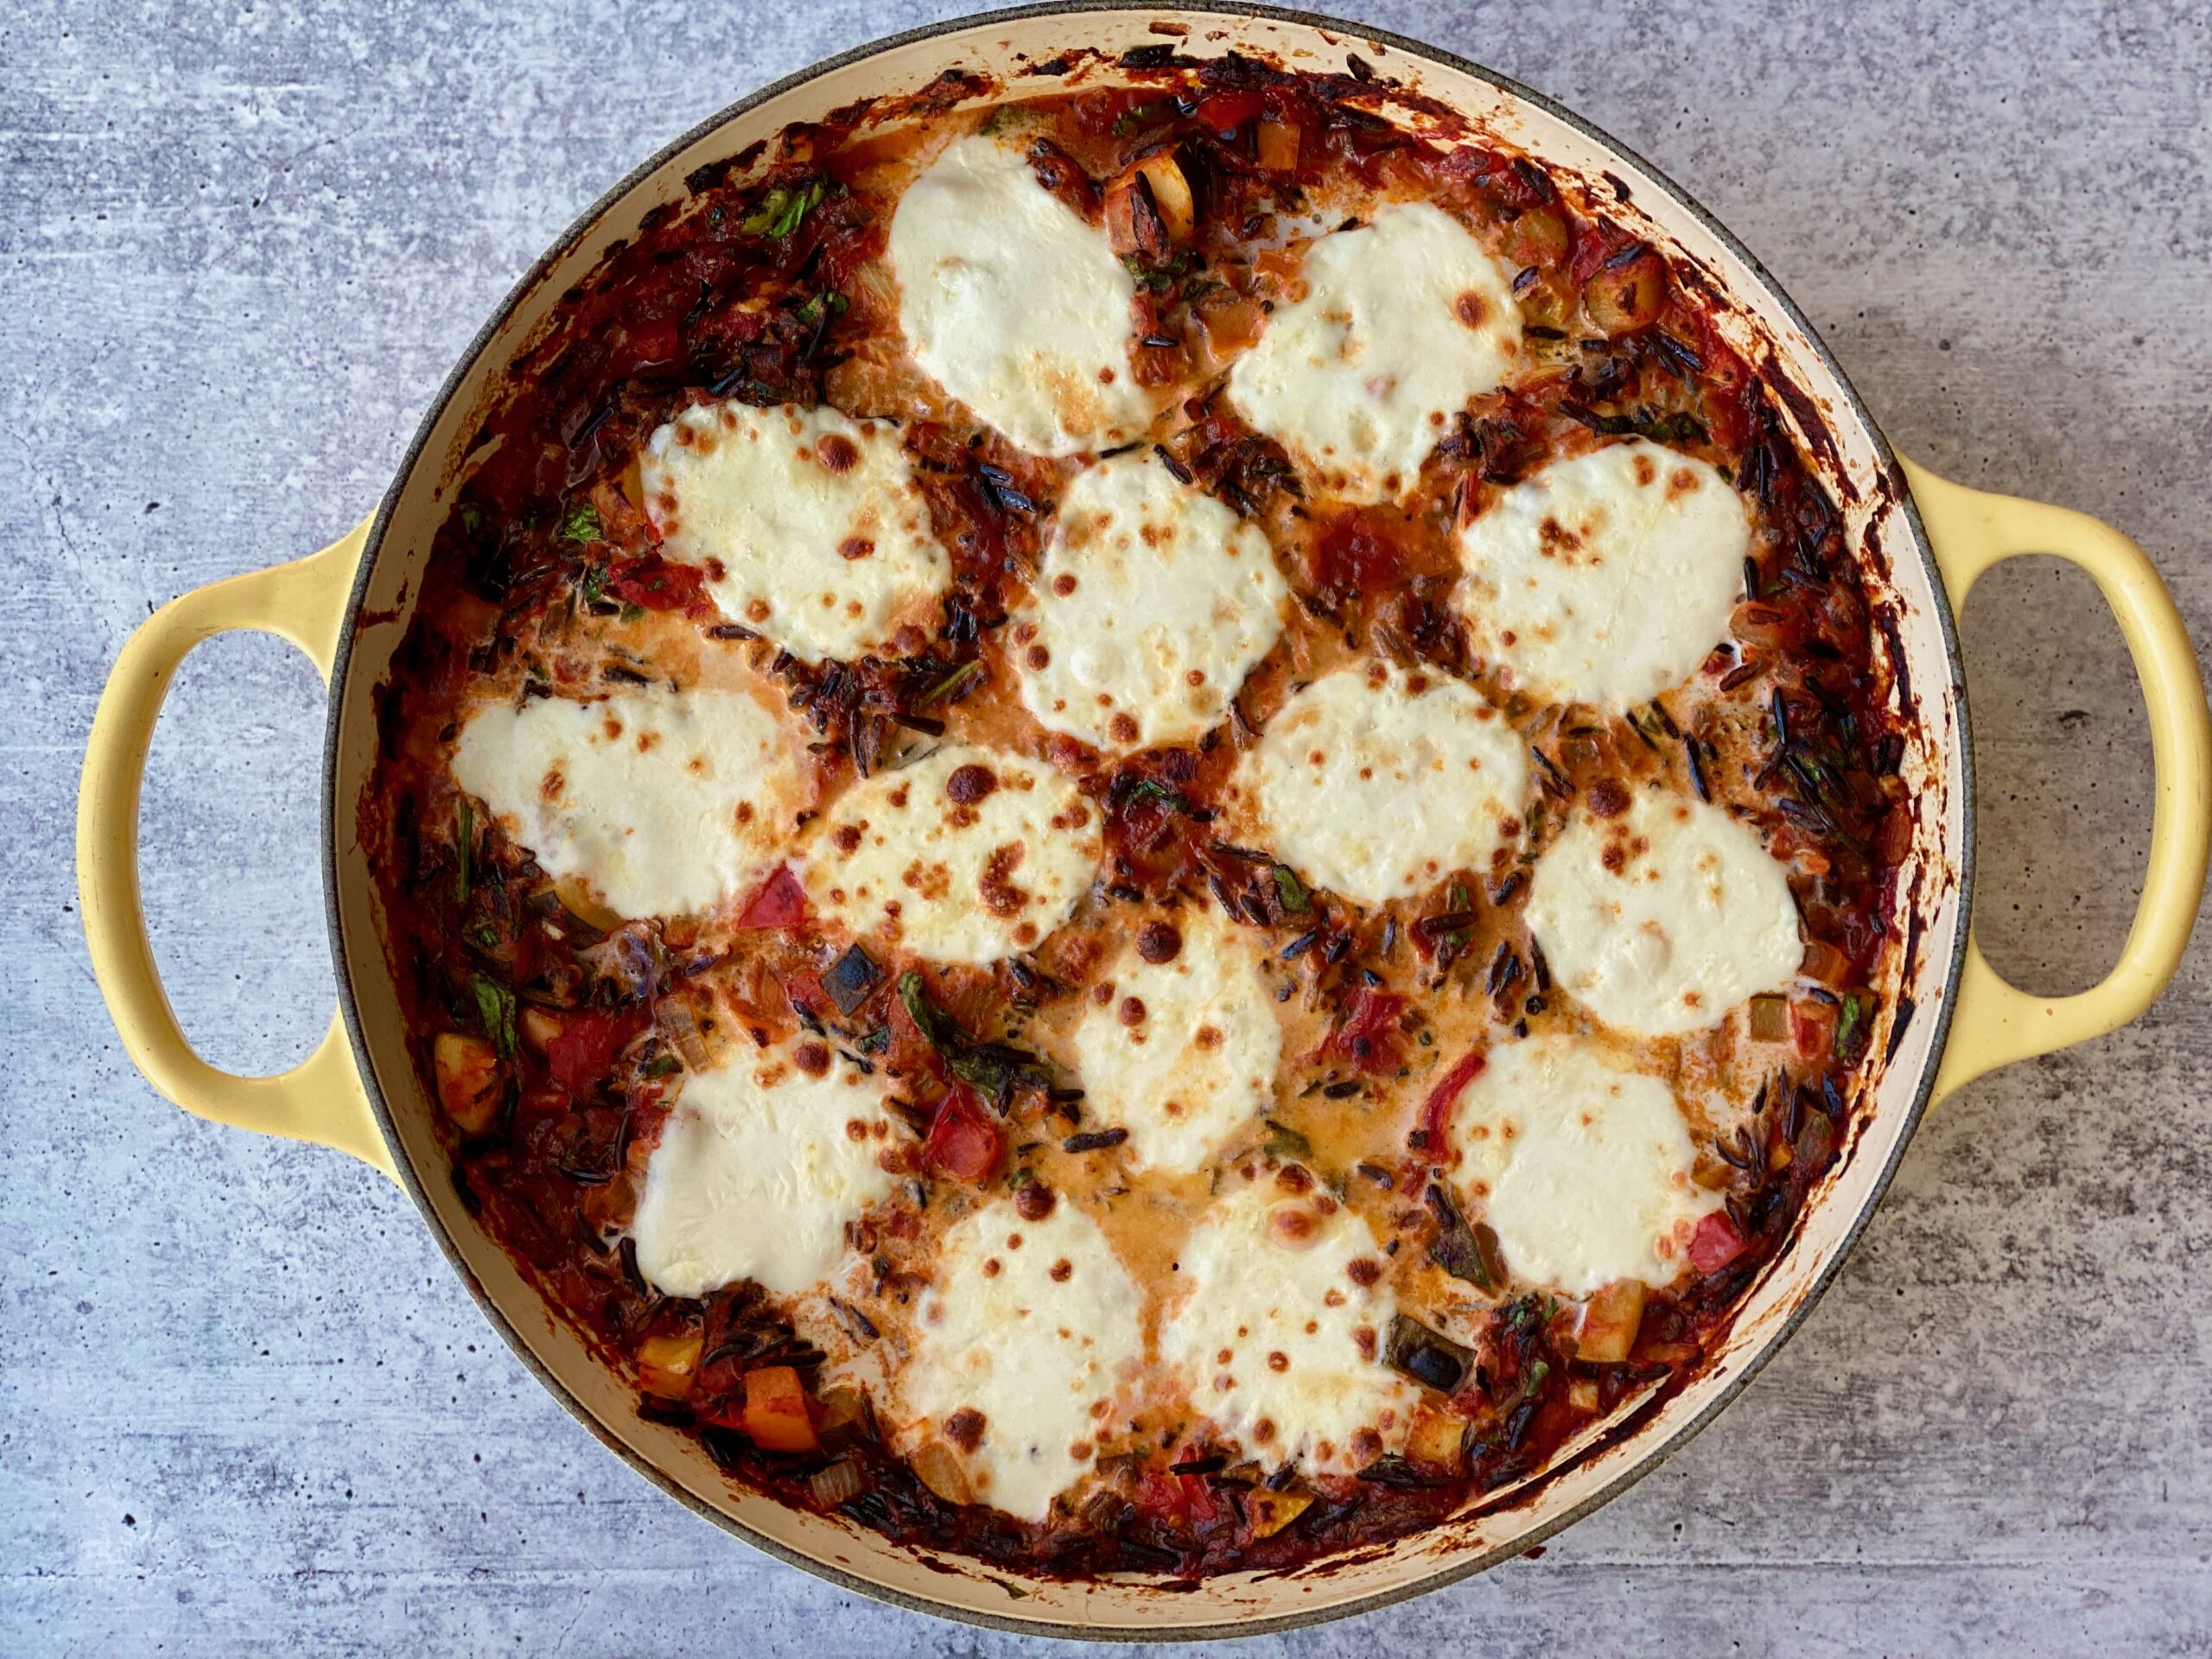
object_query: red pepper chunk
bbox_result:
[615,317,683,377]
[543,1007,649,1098]
[1687,1211,1747,1274]
[1192,89,1267,136]
[734,864,807,931]
[1136,1467,1227,1532]
[606,553,711,616]
[923,1088,1004,1185]
[1330,987,1406,1075]
[1417,1048,1487,1160]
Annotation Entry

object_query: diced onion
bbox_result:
[1255,118,1300,173]
[809,1459,865,1508]
[660,1001,713,1071]
[910,1440,974,1505]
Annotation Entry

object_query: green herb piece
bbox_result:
[1576,406,1710,445]
[1124,777,1194,815]
[794,289,849,329]
[471,976,517,1060]
[619,601,645,624]
[1522,1358,1551,1400]
[1112,104,1154,137]
[977,106,1010,136]
[1637,412,1707,444]
[742,177,827,238]
[1121,248,1198,292]
[913,659,982,709]
[560,501,602,543]
[639,1052,683,1079]
[1504,1291,1546,1336]
[580,565,607,604]
[1262,1118,1314,1163]
[1834,989,1871,1062]
[454,798,473,904]
[468,924,499,951]
[459,502,486,537]
[1274,865,1311,914]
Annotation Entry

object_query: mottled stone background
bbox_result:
[4,1,2209,1653]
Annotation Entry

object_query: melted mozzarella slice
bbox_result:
[899,1198,1144,1522]
[1446,1033,1719,1294]
[1072,911,1281,1173]
[1234,664,1528,906]
[800,743,1100,965]
[450,683,808,920]
[1162,1175,1415,1471]
[1016,452,1288,752]
[629,1044,895,1299]
[1228,201,1522,503]
[1528,787,1801,1038]
[889,136,1151,457]
[1452,441,1752,709]
[639,402,950,665]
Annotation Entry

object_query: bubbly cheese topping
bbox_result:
[1015,452,1288,753]
[1528,787,1801,1038]
[1071,911,1281,1173]
[899,1198,1144,1522]
[1228,201,1522,503]
[639,401,951,664]
[888,136,1151,456]
[1235,664,1528,906]
[450,683,808,920]
[1162,1174,1415,1471]
[1452,440,1752,709]
[629,1045,895,1299]
[1446,1033,1719,1294]
[800,742,1101,965]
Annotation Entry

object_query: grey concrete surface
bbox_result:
[5,1,2210,1653]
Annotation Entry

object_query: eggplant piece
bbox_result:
[823,943,881,1016]
[1385,1313,1473,1395]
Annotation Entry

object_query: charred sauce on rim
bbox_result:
[365,50,1910,1581]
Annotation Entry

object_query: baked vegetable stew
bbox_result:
[366,48,1911,1580]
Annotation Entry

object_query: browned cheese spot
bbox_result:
[946,763,1000,805]
[1587,777,1631,819]
[979,843,1029,918]
[1135,921,1182,963]
[1014,1180,1058,1222]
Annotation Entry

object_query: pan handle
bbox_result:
[77,518,396,1179]
[1904,456,2211,1103]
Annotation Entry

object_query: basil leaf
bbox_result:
[471,976,516,1059]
